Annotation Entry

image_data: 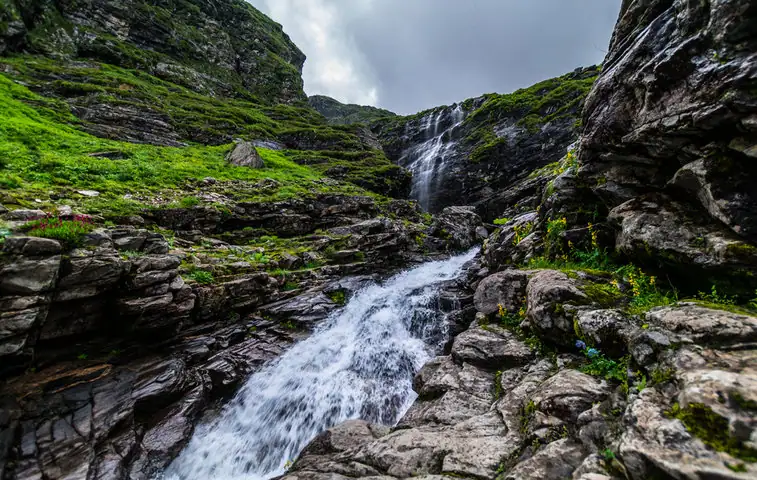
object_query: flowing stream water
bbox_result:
[400,104,465,210]
[164,248,478,480]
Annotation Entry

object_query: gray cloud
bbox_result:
[250,0,622,115]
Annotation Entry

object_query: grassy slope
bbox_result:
[0,54,410,204]
[0,73,373,216]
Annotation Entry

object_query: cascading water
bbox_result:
[400,104,465,210]
[163,248,478,480]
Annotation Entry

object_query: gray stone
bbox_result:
[473,269,529,315]
[2,209,44,221]
[647,303,757,346]
[226,141,264,168]
[451,324,533,370]
[526,270,589,345]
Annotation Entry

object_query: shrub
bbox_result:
[23,214,94,247]
[178,196,201,208]
[188,270,214,284]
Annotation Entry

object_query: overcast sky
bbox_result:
[249,0,622,115]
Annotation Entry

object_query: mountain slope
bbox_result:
[308,95,396,125]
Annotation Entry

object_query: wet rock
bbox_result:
[225,141,264,168]
[430,206,483,249]
[473,269,529,315]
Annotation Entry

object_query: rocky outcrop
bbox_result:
[283,267,757,479]
[568,0,757,290]
[0,229,194,377]
[0,0,306,104]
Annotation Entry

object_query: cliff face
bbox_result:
[371,67,598,217]
[0,0,306,104]
[572,0,757,293]
[308,95,396,125]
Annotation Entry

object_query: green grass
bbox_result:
[0,73,378,213]
[187,270,214,284]
[22,215,94,247]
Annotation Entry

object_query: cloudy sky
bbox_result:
[249,0,622,115]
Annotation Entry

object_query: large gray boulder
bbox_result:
[473,269,529,315]
[225,141,265,168]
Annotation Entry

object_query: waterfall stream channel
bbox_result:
[163,248,478,480]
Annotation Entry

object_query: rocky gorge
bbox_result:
[1,0,757,479]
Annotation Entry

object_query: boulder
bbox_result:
[225,141,264,168]
[526,270,589,345]
[473,269,529,315]
[430,206,484,250]
[646,303,757,346]
[451,324,533,370]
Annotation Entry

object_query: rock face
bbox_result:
[371,67,598,215]
[572,0,757,288]
[0,0,306,104]
[0,229,194,376]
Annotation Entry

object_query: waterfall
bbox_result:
[163,248,478,480]
[399,104,465,211]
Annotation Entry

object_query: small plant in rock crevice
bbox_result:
[22,214,95,247]
[575,340,628,385]
[512,222,534,246]
[188,269,214,284]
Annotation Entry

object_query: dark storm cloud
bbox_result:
[250,0,622,115]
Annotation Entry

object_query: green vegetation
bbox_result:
[22,215,94,247]
[308,94,396,125]
[493,217,511,226]
[188,270,214,285]
[512,222,534,245]
[464,69,599,163]
[665,402,757,462]
[326,290,346,305]
[575,341,628,384]
[0,55,405,213]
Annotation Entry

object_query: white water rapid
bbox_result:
[164,248,478,480]
[400,104,465,210]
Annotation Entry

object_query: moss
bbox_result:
[581,282,625,308]
[326,290,346,305]
[666,402,757,462]
[520,399,538,434]
[731,392,757,411]
[650,367,675,386]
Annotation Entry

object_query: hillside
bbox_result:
[308,94,397,125]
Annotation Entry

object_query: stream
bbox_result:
[163,248,477,480]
